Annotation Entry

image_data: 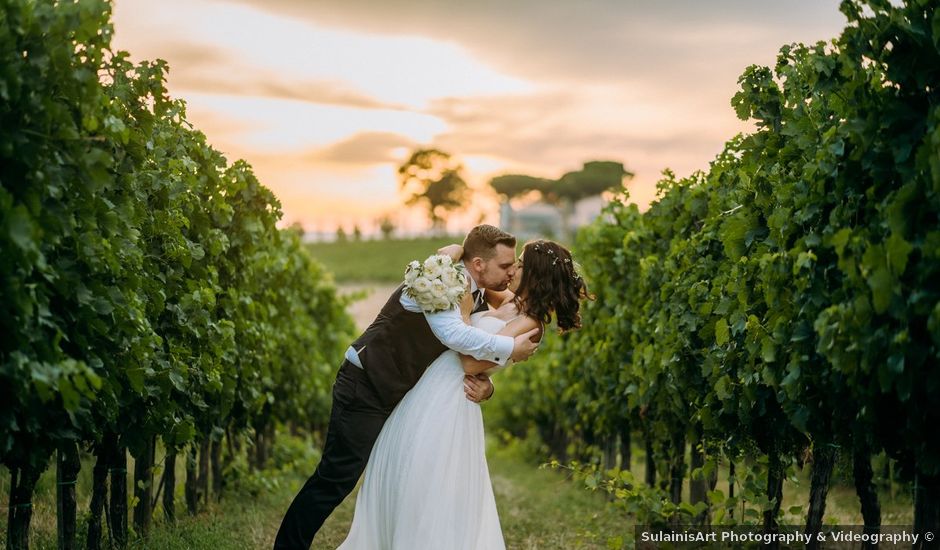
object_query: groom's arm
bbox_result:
[400,293,513,364]
[459,316,541,375]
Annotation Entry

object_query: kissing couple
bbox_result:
[275,224,591,549]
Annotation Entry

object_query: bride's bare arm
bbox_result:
[459,290,473,324]
[437,243,463,261]
[459,316,541,375]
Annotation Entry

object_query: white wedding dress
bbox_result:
[337,311,509,550]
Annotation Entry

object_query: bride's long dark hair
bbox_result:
[513,240,591,332]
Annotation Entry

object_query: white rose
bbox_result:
[423,262,443,279]
[432,298,451,311]
[430,279,447,298]
[413,291,429,307]
[440,255,453,266]
[441,269,460,287]
[411,276,432,294]
[404,266,419,284]
[412,291,429,308]
[447,286,465,301]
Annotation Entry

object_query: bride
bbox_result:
[337,239,590,550]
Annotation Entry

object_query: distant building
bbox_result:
[500,195,605,241]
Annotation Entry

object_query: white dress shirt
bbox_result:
[345,266,513,369]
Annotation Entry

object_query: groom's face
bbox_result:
[475,243,517,291]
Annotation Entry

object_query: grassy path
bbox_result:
[310,443,628,549]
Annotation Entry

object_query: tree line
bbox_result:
[392,149,630,240]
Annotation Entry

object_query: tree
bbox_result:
[489,161,632,240]
[377,215,396,240]
[397,148,470,233]
[490,175,552,233]
[490,174,552,199]
[549,161,632,239]
[287,221,305,237]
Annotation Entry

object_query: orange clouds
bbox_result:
[111,0,846,232]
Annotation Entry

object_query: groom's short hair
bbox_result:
[462,225,515,261]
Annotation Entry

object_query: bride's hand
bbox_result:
[459,289,473,321]
[436,243,463,261]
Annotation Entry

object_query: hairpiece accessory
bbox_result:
[532,242,567,265]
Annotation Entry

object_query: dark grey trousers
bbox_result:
[273,361,390,549]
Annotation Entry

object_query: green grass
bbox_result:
[0,433,323,550]
[488,443,631,549]
[306,236,459,283]
[123,486,291,550]
[0,458,299,550]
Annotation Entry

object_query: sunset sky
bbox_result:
[111,0,846,236]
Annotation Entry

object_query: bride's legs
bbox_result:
[274,362,389,549]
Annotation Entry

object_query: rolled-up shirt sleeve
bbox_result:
[400,292,513,365]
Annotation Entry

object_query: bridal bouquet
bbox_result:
[403,254,469,313]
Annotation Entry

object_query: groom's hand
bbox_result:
[464,374,494,403]
[510,328,540,362]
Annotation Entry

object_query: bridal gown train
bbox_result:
[337,311,509,550]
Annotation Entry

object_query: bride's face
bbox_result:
[508,254,524,293]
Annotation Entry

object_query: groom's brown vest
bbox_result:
[350,284,450,410]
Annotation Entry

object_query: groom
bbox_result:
[274,224,539,549]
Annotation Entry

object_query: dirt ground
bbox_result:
[338,282,399,331]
